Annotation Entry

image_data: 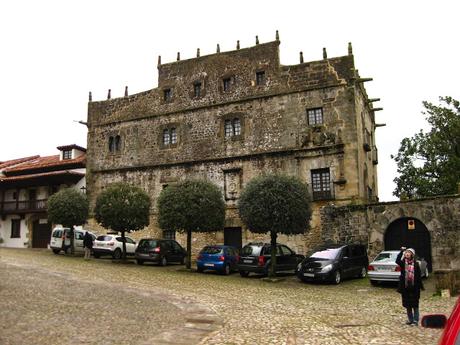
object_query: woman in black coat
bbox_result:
[396,247,424,326]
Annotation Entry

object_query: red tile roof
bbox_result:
[3,154,85,174]
[56,144,87,152]
[0,170,85,182]
[0,156,40,170]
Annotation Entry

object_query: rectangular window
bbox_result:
[163,88,172,102]
[193,82,202,98]
[233,118,241,136]
[163,129,170,145]
[256,71,265,85]
[62,150,72,160]
[307,108,323,125]
[224,120,233,137]
[11,219,20,238]
[223,78,231,92]
[311,168,332,200]
[170,128,177,144]
[163,230,176,240]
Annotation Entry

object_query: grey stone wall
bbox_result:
[320,195,460,270]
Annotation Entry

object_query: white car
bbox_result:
[50,228,96,254]
[368,250,429,285]
[93,234,137,259]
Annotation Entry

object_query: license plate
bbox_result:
[243,260,252,264]
[303,273,314,277]
[204,263,214,267]
[377,267,392,271]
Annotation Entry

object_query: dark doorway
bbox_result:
[32,220,51,248]
[224,227,242,250]
[384,217,432,271]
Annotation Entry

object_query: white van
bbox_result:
[50,228,96,254]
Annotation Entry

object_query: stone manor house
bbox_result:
[86,35,382,254]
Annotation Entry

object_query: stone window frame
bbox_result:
[307,107,324,126]
[311,168,333,201]
[255,70,266,86]
[108,134,122,154]
[191,80,205,99]
[220,74,236,93]
[163,88,173,103]
[159,123,180,149]
[222,113,244,141]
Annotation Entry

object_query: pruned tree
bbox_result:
[47,188,89,254]
[94,183,151,260]
[238,174,312,278]
[392,97,460,198]
[157,179,225,269]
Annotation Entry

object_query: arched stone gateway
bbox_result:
[384,217,432,271]
[320,195,460,271]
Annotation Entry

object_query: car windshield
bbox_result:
[373,252,397,262]
[310,248,341,260]
[96,235,113,241]
[241,245,262,256]
[201,246,223,254]
[138,240,157,248]
[52,230,63,238]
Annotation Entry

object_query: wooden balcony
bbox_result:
[0,199,48,215]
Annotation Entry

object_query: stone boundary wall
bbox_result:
[320,194,460,270]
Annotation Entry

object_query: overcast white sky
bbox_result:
[1,0,459,201]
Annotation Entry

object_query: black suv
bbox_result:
[238,242,304,277]
[297,243,368,284]
[135,239,186,266]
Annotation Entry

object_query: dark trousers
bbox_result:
[406,307,419,323]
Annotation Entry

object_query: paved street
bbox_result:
[0,248,456,345]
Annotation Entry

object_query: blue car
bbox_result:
[196,245,239,275]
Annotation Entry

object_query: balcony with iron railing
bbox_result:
[0,199,48,215]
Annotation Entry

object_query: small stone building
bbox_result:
[86,35,382,255]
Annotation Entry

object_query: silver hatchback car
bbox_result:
[368,250,429,285]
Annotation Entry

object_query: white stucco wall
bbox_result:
[0,216,28,248]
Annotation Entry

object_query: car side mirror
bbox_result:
[421,314,447,329]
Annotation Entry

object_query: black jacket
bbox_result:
[83,232,93,249]
[396,250,424,308]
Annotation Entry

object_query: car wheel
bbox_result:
[113,248,122,260]
[136,260,144,265]
[370,280,379,286]
[160,256,167,266]
[197,266,204,273]
[221,264,230,275]
[334,270,341,284]
[239,270,249,277]
[52,249,60,255]
[358,267,367,278]
[93,253,100,259]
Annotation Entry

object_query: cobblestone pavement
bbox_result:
[0,248,456,345]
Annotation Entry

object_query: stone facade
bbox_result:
[86,38,380,256]
[320,195,460,271]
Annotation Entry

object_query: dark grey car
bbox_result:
[237,242,304,277]
[135,239,186,266]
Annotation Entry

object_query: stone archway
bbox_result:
[384,217,432,271]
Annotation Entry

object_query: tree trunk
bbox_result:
[121,231,127,261]
[70,226,75,255]
[270,230,277,278]
[186,229,192,269]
